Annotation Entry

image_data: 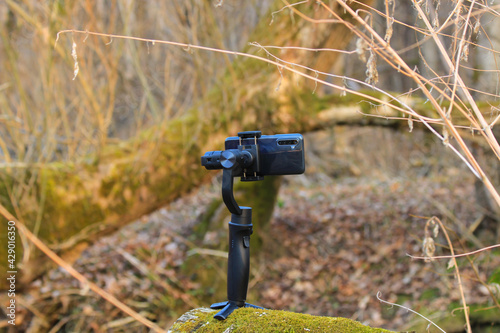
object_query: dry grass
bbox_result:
[0,0,271,165]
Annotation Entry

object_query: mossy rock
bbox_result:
[168,307,398,332]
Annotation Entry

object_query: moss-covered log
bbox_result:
[167,307,396,333]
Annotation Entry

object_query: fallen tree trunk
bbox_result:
[167,307,396,333]
[0,75,492,289]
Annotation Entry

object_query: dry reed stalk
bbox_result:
[429,217,472,332]
[3,1,261,166]
[326,0,500,206]
[272,1,500,214]
[0,204,168,333]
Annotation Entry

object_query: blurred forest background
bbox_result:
[1,0,500,332]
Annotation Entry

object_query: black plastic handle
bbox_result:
[227,208,252,306]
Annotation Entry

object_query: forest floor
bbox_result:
[18,129,500,332]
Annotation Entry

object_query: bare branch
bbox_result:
[407,243,500,260]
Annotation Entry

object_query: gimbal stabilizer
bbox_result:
[201,130,305,320]
[201,131,264,320]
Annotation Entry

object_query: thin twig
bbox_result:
[407,243,500,260]
[186,248,228,258]
[376,291,446,333]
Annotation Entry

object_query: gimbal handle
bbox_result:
[211,207,264,320]
[227,208,252,306]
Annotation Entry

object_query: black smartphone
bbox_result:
[224,133,305,176]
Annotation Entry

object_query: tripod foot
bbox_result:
[210,301,266,320]
[244,303,265,310]
[211,301,240,320]
[210,301,230,310]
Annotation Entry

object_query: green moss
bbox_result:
[469,306,500,324]
[291,89,395,124]
[234,176,282,252]
[0,175,17,273]
[0,174,15,215]
[181,255,228,305]
[169,307,396,333]
[41,168,106,242]
[419,288,440,301]
[190,175,282,252]
[192,198,224,241]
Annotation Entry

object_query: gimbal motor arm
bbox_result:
[201,131,263,215]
